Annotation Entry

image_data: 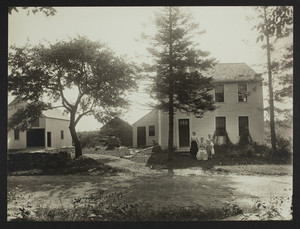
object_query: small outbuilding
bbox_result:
[99,117,133,147]
[8,100,72,150]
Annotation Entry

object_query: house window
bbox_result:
[216,117,226,136]
[60,130,64,139]
[149,126,155,136]
[215,84,224,102]
[14,128,19,140]
[31,118,39,127]
[239,116,249,136]
[238,84,247,102]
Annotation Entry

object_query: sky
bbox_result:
[8,6,293,131]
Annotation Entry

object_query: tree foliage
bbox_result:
[145,7,216,159]
[253,6,293,154]
[8,7,57,16]
[8,36,137,157]
[254,6,293,41]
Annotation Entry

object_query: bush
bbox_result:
[78,131,101,148]
[276,136,292,157]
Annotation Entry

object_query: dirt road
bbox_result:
[7,154,292,219]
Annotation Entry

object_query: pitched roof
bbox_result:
[99,117,132,133]
[205,63,263,82]
[8,99,69,121]
[42,109,69,121]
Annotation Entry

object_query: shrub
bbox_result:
[276,136,292,157]
[78,131,101,148]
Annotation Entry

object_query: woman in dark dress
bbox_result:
[190,132,199,156]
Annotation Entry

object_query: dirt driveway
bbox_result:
[7,154,292,219]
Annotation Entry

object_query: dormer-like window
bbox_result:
[238,84,247,102]
[31,118,39,127]
[215,84,224,102]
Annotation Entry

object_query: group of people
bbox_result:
[190,132,215,161]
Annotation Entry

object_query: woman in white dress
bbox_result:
[196,137,208,160]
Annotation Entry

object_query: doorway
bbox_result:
[26,129,45,147]
[137,126,146,147]
[47,132,51,147]
[179,119,190,147]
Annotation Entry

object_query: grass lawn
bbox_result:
[145,151,292,176]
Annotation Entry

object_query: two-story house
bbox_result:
[132,63,264,150]
[8,99,72,150]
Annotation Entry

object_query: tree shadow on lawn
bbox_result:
[146,151,291,171]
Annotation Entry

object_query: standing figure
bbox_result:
[196,137,208,160]
[206,134,215,159]
[190,132,199,157]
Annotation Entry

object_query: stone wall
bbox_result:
[8,151,71,171]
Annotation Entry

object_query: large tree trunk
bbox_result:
[168,93,174,160]
[264,7,277,154]
[69,110,82,158]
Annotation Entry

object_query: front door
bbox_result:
[137,126,146,147]
[179,119,190,147]
[47,132,51,147]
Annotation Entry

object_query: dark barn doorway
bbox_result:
[26,129,45,147]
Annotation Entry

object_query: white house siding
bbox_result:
[132,110,159,147]
[7,130,27,149]
[158,81,264,150]
[45,118,72,148]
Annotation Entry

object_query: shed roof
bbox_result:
[205,63,263,82]
[99,117,132,133]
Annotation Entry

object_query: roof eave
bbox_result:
[213,78,264,83]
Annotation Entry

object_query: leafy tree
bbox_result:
[253,6,293,154]
[8,36,137,158]
[273,43,293,103]
[145,7,216,160]
[8,7,56,16]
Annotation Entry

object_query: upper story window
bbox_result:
[238,83,247,102]
[31,118,39,127]
[215,84,224,102]
[14,128,20,140]
[149,126,155,136]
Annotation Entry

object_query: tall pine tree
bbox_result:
[145,7,216,160]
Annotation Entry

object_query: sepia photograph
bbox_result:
[6,5,293,222]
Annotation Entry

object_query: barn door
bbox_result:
[137,126,146,147]
[26,129,45,147]
[179,119,190,147]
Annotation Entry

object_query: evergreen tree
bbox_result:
[145,7,216,160]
